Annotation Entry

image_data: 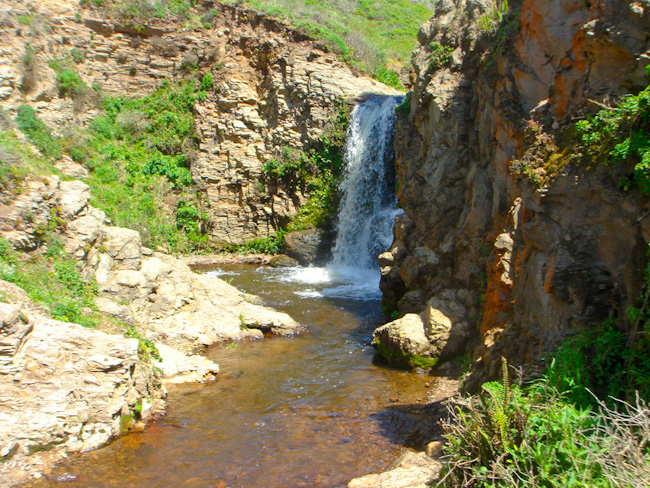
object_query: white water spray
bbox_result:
[330,94,403,270]
[269,94,403,300]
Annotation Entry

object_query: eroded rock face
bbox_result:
[0,296,162,487]
[0,0,400,244]
[380,0,650,386]
[0,176,301,351]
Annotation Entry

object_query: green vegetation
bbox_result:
[513,71,650,190]
[49,58,89,98]
[124,323,162,361]
[0,237,99,328]
[82,79,213,252]
[478,0,509,31]
[85,0,194,22]
[576,74,650,195]
[441,356,650,487]
[15,105,62,160]
[70,47,86,64]
[428,41,453,72]
[221,230,287,255]
[230,99,351,255]
[0,127,56,198]
[221,0,434,88]
[272,100,351,233]
[14,76,215,253]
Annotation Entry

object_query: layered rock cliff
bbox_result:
[378,0,650,387]
[0,0,399,244]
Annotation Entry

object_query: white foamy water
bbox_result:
[208,95,403,302]
[331,95,403,270]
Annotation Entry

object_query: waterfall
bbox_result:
[283,94,402,300]
[330,94,403,270]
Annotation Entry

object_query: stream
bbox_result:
[27,94,446,487]
[32,265,444,488]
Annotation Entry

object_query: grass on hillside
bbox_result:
[0,236,99,328]
[224,0,433,88]
[87,0,434,90]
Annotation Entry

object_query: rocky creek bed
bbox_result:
[23,264,457,488]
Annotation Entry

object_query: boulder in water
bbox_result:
[269,254,300,267]
[284,228,323,266]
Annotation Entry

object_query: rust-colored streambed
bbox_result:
[30,265,443,488]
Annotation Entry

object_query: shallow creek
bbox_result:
[31,265,443,488]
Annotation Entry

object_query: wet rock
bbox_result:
[284,229,323,266]
[269,254,299,267]
[154,343,220,384]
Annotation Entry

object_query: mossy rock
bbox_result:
[372,337,438,371]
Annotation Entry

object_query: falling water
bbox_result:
[331,94,403,270]
[256,94,404,301]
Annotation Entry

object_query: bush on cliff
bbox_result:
[576,77,650,195]
[0,237,99,328]
[84,79,211,253]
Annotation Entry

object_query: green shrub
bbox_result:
[373,66,403,90]
[478,0,509,31]
[394,94,410,115]
[428,41,453,71]
[70,48,85,63]
[439,359,642,488]
[52,67,88,98]
[0,237,98,327]
[0,130,52,196]
[224,229,286,255]
[15,105,62,160]
[544,320,637,408]
[200,71,213,91]
[576,81,650,195]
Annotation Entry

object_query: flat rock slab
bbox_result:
[348,452,441,488]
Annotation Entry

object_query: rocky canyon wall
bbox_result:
[379,0,650,387]
[0,0,398,244]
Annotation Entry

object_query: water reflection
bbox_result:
[29,265,437,488]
